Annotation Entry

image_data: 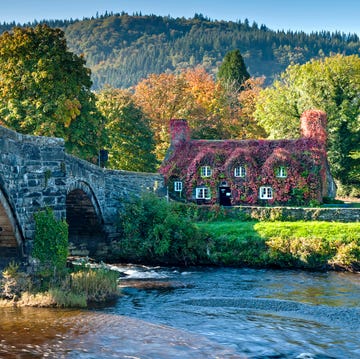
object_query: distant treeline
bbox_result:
[1,12,359,89]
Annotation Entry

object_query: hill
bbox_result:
[1,12,359,89]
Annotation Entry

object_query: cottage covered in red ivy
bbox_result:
[160,109,336,206]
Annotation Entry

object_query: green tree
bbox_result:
[255,54,360,193]
[217,49,250,90]
[96,87,158,172]
[0,25,106,161]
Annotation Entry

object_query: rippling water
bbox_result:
[1,266,359,358]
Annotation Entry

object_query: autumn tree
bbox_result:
[216,50,266,140]
[0,25,106,160]
[255,54,360,194]
[96,87,157,172]
[134,69,237,160]
[133,72,193,160]
[181,67,225,139]
[134,67,267,161]
[237,76,267,139]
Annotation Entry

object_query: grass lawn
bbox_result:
[196,220,360,270]
[197,220,360,241]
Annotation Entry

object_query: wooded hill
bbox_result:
[1,12,359,89]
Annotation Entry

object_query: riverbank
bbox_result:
[1,217,359,309]
[111,194,360,271]
[197,220,360,272]
[2,195,360,309]
[0,262,120,308]
[110,218,360,272]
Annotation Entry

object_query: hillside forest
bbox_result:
[0,13,359,197]
[1,12,359,89]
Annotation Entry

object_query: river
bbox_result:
[0,266,359,358]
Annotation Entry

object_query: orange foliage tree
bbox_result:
[133,73,191,160]
[237,77,267,139]
[134,67,266,161]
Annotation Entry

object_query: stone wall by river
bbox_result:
[198,205,360,222]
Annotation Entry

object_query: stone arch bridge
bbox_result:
[0,125,164,263]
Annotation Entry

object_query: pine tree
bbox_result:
[217,49,250,90]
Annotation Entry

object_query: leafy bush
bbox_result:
[32,207,69,277]
[209,235,267,266]
[330,242,360,271]
[265,236,334,268]
[116,193,208,265]
[1,226,119,307]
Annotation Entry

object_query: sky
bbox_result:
[1,0,359,35]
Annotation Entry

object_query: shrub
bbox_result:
[15,289,87,308]
[117,193,208,265]
[0,261,30,300]
[210,235,267,266]
[265,236,333,268]
[32,207,69,278]
[330,242,360,271]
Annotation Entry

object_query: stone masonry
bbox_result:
[0,125,164,260]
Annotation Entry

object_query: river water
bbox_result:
[0,266,359,358]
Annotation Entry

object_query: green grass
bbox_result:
[196,220,360,271]
[197,220,360,241]
[254,221,360,241]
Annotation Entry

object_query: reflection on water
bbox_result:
[0,266,359,358]
[0,308,242,358]
[263,271,360,307]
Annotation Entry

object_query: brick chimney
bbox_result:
[170,119,190,147]
[300,109,327,144]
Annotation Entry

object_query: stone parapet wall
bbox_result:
[220,206,360,222]
[0,125,165,259]
[0,126,67,253]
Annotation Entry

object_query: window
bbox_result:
[174,181,183,192]
[195,187,211,199]
[276,166,287,178]
[259,186,273,199]
[200,166,212,177]
[234,166,246,178]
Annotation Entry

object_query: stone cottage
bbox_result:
[160,109,336,206]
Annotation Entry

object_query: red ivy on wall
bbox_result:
[161,111,329,206]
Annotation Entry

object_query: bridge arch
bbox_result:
[0,187,24,258]
[66,180,107,257]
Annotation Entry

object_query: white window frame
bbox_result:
[174,181,183,192]
[234,165,246,178]
[259,186,273,200]
[200,165,212,178]
[195,187,211,200]
[276,166,287,178]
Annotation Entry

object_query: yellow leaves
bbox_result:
[64,98,81,127]
[0,25,103,161]
[53,97,81,128]
[132,67,269,160]
[134,72,188,122]
[134,67,216,130]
